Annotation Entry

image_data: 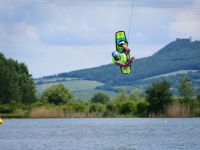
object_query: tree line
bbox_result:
[0,53,36,105]
[32,76,199,117]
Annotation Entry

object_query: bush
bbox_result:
[89,103,106,113]
[113,93,129,102]
[0,113,24,118]
[0,104,16,113]
[178,76,194,104]
[136,101,148,117]
[193,108,200,117]
[196,95,200,106]
[41,84,72,105]
[71,102,87,112]
[119,101,136,115]
[90,92,110,104]
[106,103,117,112]
[129,91,145,101]
[146,81,172,114]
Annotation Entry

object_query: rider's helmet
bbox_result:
[112,51,120,60]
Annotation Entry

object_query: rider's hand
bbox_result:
[130,56,134,61]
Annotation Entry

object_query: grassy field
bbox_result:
[143,70,199,80]
[36,79,104,93]
[35,70,200,100]
[35,78,115,100]
[73,89,116,100]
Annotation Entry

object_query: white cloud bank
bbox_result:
[169,10,200,39]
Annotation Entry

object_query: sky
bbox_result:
[0,0,200,78]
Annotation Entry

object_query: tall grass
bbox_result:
[165,102,191,117]
[29,106,102,118]
[148,102,191,117]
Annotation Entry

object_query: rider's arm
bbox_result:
[115,57,134,67]
[122,45,130,55]
[118,41,130,54]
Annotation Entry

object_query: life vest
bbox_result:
[112,53,131,74]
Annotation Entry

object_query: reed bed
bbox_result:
[149,103,191,118]
[29,106,102,118]
[165,102,191,117]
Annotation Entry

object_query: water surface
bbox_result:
[0,118,200,150]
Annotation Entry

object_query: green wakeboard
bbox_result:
[115,31,128,52]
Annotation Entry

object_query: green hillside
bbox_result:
[36,38,200,99]
[44,38,200,85]
[116,70,200,94]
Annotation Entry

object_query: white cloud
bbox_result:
[194,0,200,6]
[169,10,200,39]
[18,23,38,38]
[7,23,39,45]
[0,1,15,10]
[36,3,128,41]
[24,44,113,77]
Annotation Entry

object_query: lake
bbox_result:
[0,118,200,150]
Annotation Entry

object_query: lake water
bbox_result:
[0,118,200,150]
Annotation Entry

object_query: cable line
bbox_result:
[128,0,134,42]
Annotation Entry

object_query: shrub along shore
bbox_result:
[1,97,200,118]
[1,82,200,118]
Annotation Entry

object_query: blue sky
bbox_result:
[0,0,200,78]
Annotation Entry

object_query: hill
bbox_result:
[36,38,200,99]
[43,38,200,85]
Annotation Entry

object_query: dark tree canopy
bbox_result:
[146,81,172,114]
[90,92,110,104]
[178,75,194,103]
[0,53,36,104]
[41,84,72,105]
